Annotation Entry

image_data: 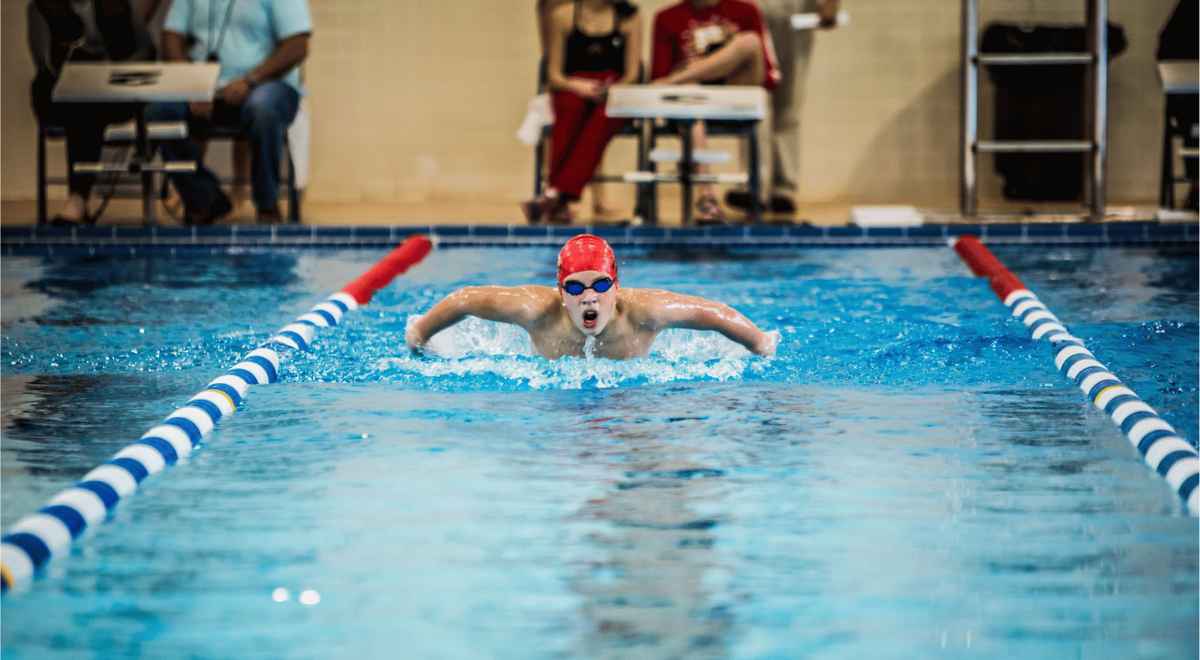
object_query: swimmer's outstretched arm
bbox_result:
[645,290,777,357]
[406,286,544,351]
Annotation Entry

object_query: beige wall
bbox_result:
[0,0,1176,210]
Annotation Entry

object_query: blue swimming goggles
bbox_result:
[562,277,614,296]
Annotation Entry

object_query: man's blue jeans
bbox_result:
[147,81,300,215]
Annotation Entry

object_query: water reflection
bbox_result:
[557,385,820,658]
[564,387,734,658]
[24,253,301,299]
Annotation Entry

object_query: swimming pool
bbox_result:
[2,234,1197,658]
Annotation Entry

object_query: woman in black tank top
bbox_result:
[523,0,641,225]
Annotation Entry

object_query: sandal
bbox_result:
[546,200,573,225]
[694,194,726,225]
[522,192,573,225]
[521,194,553,224]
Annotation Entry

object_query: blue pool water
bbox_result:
[1,244,1197,658]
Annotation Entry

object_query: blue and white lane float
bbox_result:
[0,236,433,594]
[953,235,1199,515]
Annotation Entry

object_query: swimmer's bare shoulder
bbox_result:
[620,287,778,356]
[618,287,679,330]
[406,285,560,351]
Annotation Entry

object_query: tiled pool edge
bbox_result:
[1,221,1196,253]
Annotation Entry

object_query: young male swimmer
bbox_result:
[405,234,778,360]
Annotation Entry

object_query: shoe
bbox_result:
[769,194,796,214]
[724,189,753,211]
[521,199,543,224]
[161,180,184,222]
[547,200,573,225]
[49,214,85,228]
[256,206,283,224]
[522,192,569,224]
[726,190,794,214]
[694,194,726,225]
[183,192,233,226]
[49,209,98,227]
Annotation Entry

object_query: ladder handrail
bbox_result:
[961,0,1109,221]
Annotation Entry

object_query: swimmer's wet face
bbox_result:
[556,234,620,337]
[560,269,619,335]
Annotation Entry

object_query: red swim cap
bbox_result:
[557,234,618,286]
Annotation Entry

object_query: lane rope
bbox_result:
[952,235,1198,516]
[1,236,433,594]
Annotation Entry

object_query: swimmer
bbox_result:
[405,234,778,359]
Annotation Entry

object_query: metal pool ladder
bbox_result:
[960,0,1109,222]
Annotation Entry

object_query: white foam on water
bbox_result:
[376,315,773,389]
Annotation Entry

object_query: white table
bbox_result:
[53,63,219,225]
[607,85,767,224]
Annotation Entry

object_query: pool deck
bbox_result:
[1,197,1195,229]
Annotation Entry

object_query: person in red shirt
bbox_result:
[650,0,779,223]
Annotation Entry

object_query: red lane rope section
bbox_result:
[952,235,1026,300]
[342,235,433,305]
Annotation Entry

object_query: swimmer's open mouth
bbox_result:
[582,310,598,328]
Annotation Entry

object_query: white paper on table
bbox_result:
[791,10,850,30]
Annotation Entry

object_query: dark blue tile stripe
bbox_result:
[1,222,1194,252]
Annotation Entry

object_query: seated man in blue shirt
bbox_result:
[147,0,311,224]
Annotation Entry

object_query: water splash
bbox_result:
[375,315,762,390]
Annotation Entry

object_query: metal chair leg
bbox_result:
[680,120,694,226]
[37,126,48,226]
[634,119,649,224]
[534,132,545,197]
[287,140,301,223]
[1162,106,1175,210]
[747,125,762,223]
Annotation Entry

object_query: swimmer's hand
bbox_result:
[753,330,780,357]
[405,325,426,354]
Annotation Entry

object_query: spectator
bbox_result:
[726,0,838,216]
[146,0,310,224]
[536,0,624,222]
[651,0,779,223]
[29,0,153,226]
[524,0,642,224]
